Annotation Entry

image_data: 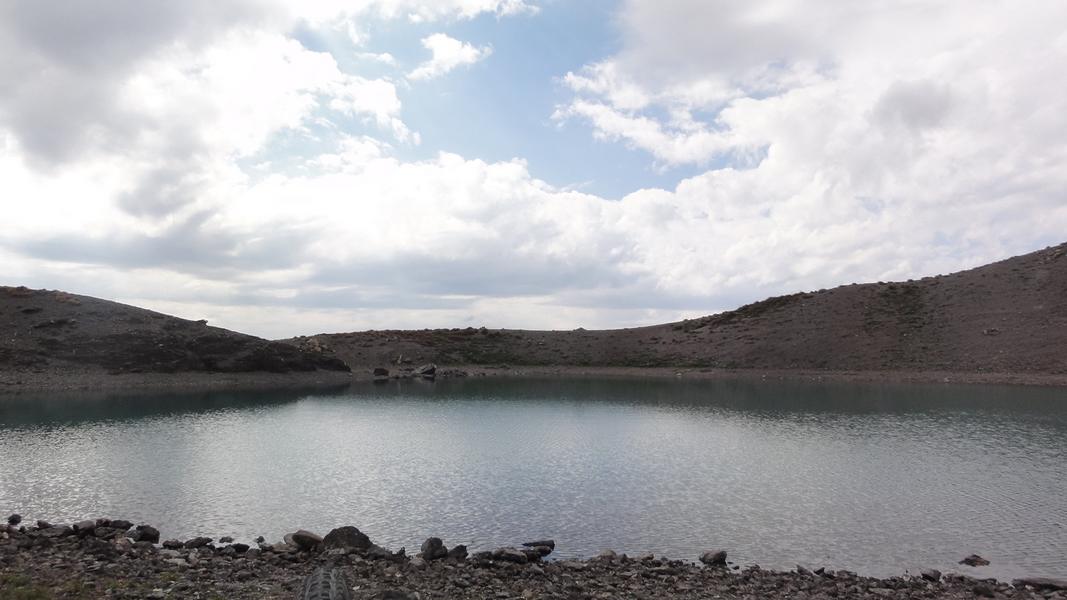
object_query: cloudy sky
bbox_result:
[2,0,1066,338]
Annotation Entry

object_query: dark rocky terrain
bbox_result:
[0,286,349,380]
[295,243,1067,377]
[4,516,1064,600]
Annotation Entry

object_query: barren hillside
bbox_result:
[0,287,349,375]
[296,242,1067,375]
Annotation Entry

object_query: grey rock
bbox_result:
[415,363,437,377]
[700,550,728,566]
[522,539,555,550]
[921,568,942,582]
[6,514,21,526]
[493,548,529,564]
[232,543,250,553]
[597,549,618,560]
[373,367,390,377]
[973,582,996,597]
[133,525,160,544]
[184,536,212,549]
[218,536,234,543]
[1013,578,1067,591]
[162,539,184,549]
[960,554,990,566]
[73,519,97,535]
[323,526,372,551]
[39,525,73,538]
[446,544,468,560]
[420,537,448,561]
[109,519,134,531]
[289,530,323,551]
[35,520,52,530]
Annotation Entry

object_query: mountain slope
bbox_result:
[0,287,349,375]
[298,242,1067,375]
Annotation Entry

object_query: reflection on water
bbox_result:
[1,377,1065,580]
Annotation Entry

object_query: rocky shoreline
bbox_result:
[3,516,1064,599]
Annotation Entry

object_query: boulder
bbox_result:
[109,519,134,531]
[322,526,372,551]
[7,514,21,526]
[373,367,390,377]
[219,536,234,543]
[447,544,468,560]
[420,537,448,561]
[184,536,212,549]
[921,569,942,582]
[522,539,555,550]
[415,363,437,377]
[493,548,529,564]
[132,525,160,544]
[960,554,990,567]
[232,543,250,553]
[162,539,183,549]
[73,519,97,536]
[700,550,728,566]
[597,549,618,560]
[39,525,73,538]
[289,529,323,551]
[35,520,52,530]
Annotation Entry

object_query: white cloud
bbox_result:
[408,33,493,80]
[2,0,1066,339]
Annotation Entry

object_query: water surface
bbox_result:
[1,377,1064,581]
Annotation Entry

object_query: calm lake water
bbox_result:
[1,377,1065,580]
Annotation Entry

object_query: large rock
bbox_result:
[446,544,468,561]
[131,524,160,544]
[109,519,134,531]
[322,526,372,551]
[420,537,448,561]
[492,548,529,564]
[921,569,941,582]
[6,514,21,526]
[700,550,728,566]
[288,529,323,551]
[415,363,437,377]
[73,519,97,536]
[184,536,212,549]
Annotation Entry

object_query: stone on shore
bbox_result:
[700,550,728,566]
[109,519,134,530]
[415,363,436,377]
[7,514,21,526]
[289,530,323,551]
[1013,577,1067,591]
[446,544,468,560]
[184,536,212,549]
[921,569,942,582]
[323,526,372,551]
[420,537,448,561]
[493,548,529,564]
[131,524,160,543]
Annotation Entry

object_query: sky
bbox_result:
[1,0,1066,339]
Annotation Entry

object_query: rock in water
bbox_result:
[184,536,212,549]
[420,537,448,561]
[7,514,21,526]
[415,363,437,377]
[289,530,323,551]
[960,554,990,566]
[322,526,372,551]
[700,550,728,566]
[447,544,468,560]
[73,519,97,536]
[921,569,941,582]
[109,519,134,531]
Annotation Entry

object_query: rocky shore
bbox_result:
[3,516,1064,599]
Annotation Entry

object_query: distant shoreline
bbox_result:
[3,364,1067,395]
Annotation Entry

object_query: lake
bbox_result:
[0,377,1064,581]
